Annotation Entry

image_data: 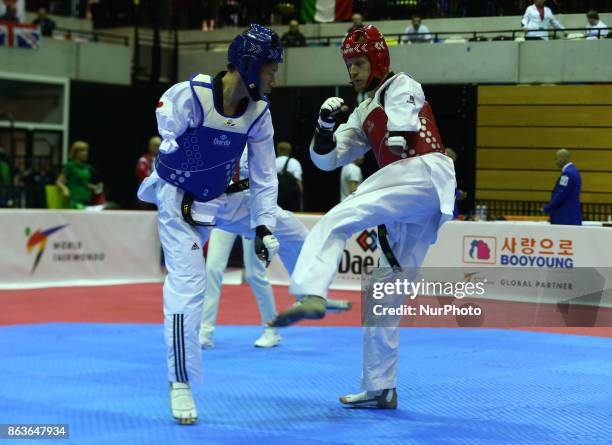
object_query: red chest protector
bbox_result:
[362,101,446,168]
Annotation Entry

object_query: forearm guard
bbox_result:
[313,126,336,155]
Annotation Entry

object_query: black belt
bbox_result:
[377,224,401,272]
[181,179,250,227]
[225,178,249,194]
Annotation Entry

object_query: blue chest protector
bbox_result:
[156,74,269,202]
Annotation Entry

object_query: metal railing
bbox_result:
[392,26,612,42]
[477,200,612,222]
[42,24,609,50]
[175,26,611,51]
[50,27,129,46]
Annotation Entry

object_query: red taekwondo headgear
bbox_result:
[341,25,390,92]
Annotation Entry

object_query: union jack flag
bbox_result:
[0,21,41,48]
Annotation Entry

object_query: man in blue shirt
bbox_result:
[542,149,582,225]
[446,148,467,219]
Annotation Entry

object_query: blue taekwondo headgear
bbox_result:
[228,24,284,101]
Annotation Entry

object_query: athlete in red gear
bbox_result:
[269,25,456,409]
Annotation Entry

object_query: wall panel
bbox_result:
[476,85,612,206]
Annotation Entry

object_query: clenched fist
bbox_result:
[254,225,279,266]
[319,97,347,129]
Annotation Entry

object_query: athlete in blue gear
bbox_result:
[138,24,284,425]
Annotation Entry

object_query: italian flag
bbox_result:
[300,0,352,23]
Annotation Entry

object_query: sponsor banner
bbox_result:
[268,218,612,295]
[425,221,611,269]
[0,210,163,289]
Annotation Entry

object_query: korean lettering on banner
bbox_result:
[502,237,574,256]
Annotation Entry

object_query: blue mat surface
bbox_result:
[1,324,611,445]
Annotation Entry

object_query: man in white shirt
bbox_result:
[340,157,364,201]
[586,10,608,39]
[275,141,303,211]
[0,0,25,23]
[521,0,565,40]
[402,14,431,43]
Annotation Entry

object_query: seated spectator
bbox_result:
[402,14,432,43]
[275,141,303,211]
[0,147,13,207]
[56,140,103,209]
[0,147,11,187]
[586,10,608,39]
[32,8,56,37]
[136,136,160,185]
[521,0,565,40]
[135,136,160,209]
[21,160,54,209]
[0,2,19,22]
[347,13,364,34]
[281,19,306,47]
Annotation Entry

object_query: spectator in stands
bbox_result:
[219,0,240,27]
[275,141,303,211]
[542,149,582,225]
[135,136,160,210]
[0,1,18,22]
[402,14,432,43]
[0,147,15,208]
[445,148,467,219]
[585,10,608,39]
[281,19,307,47]
[0,147,13,207]
[56,140,103,209]
[521,0,565,40]
[32,8,56,37]
[20,159,54,208]
[136,136,160,185]
[200,0,215,31]
[0,148,11,187]
[339,157,363,202]
[347,13,364,34]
